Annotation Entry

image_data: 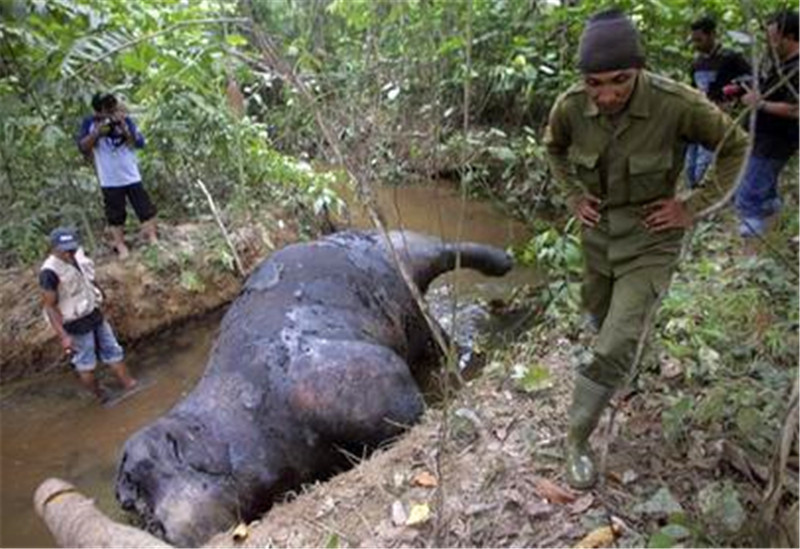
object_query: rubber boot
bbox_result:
[565,375,614,489]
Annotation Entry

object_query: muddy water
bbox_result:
[343,180,536,296]
[0,181,535,547]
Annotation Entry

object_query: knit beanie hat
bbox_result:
[577,9,645,73]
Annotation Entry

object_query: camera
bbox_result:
[103,117,121,129]
[722,75,755,98]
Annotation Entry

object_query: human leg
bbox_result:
[693,145,714,187]
[581,267,613,334]
[685,143,699,188]
[566,265,672,488]
[126,182,158,244]
[735,155,788,240]
[95,320,137,389]
[70,331,106,401]
[102,187,130,258]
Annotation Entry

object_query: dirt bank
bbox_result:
[204,333,797,548]
[0,215,300,384]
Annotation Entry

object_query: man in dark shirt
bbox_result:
[685,15,752,187]
[40,227,137,402]
[735,9,799,247]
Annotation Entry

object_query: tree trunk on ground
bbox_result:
[34,478,170,548]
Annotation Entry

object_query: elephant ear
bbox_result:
[288,339,424,446]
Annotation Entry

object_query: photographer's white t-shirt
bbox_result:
[78,116,144,188]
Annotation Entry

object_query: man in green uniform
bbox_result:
[543,9,748,489]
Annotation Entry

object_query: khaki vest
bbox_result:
[41,248,101,324]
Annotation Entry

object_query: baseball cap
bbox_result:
[49,227,80,252]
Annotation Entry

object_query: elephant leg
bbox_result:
[289,339,424,447]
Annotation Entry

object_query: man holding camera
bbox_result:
[78,92,157,259]
[735,10,799,248]
[685,15,751,188]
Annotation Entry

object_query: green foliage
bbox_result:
[661,394,693,448]
[179,269,205,293]
[0,0,340,267]
[651,195,799,455]
[517,217,582,276]
[511,362,552,394]
[247,0,787,207]
[512,218,583,329]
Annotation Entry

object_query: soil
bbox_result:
[0,214,300,384]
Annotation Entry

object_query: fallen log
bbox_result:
[34,478,170,548]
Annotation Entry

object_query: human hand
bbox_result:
[642,198,693,232]
[570,194,602,227]
[739,82,761,109]
[60,334,74,356]
[94,118,112,136]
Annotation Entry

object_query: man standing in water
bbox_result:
[40,227,137,403]
[543,9,748,489]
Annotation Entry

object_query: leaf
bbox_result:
[532,476,576,504]
[405,503,430,526]
[325,533,339,548]
[633,487,683,517]
[660,524,690,541]
[225,33,248,47]
[525,500,553,518]
[391,500,407,526]
[697,481,745,534]
[411,471,437,488]
[179,269,205,292]
[647,531,674,548]
[119,50,146,72]
[512,363,552,393]
[569,494,594,514]
[574,525,620,548]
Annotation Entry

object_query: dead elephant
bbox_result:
[115,230,513,546]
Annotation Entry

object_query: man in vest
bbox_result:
[40,227,137,402]
[544,9,748,489]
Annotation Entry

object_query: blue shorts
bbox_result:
[70,320,125,372]
[734,154,791,237]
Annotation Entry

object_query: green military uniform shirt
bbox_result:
[544,70,748,276]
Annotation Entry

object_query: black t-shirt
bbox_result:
[753,54,799,159]
[690,45,752,103]
[39,268,103,335]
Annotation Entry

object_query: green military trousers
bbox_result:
[580,265,673,388]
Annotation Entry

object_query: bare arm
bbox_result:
[78,123,103,155]
[42,290,73,353]
[756,99,799,119]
